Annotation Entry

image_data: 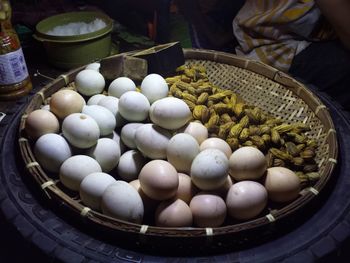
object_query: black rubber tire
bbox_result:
[1,85,350,263]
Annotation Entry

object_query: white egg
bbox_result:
[191,149,229,190]
[87,94,106,105]
[62,113,100,149]
[226,181,268,220]
[86,138,121,172]
[102,132,127,154]
[149,97,191,130]
[79,172,116,210]
[118,91,150,122]
[134,123,172,159]
[140,73,168,103]
[200,137,232,158]
[166,133,200,173]
[34,133,72,173]
[97,96,125,127]
[182,121,208,144]
[85,62,101,71]
[82,105,116,136]
[120,123,144,149]
[75,69,105,96]
[229,146,267,181]
[108,131,126,154]
[101,181,144,224]
[108,77,136,98]
[97,96,118,114]
[117,150,148,182]
[59,155,102,191]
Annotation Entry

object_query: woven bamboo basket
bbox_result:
[18,49,338,241]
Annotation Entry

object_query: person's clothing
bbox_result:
[185,0,350,111]
[232,0,334,72]
[290,40,350,111]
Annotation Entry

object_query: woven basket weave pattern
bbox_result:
[186,59,329,175]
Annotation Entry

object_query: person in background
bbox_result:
[176,0,244,52]
[177,0,350,111]
[98,0,172,43]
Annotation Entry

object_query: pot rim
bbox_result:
[34,11,113,43]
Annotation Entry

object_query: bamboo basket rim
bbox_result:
[18,48,338,238]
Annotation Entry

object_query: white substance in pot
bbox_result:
[47,19,106,36]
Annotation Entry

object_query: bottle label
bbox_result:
[0,48,29,85]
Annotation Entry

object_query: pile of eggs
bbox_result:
[24,63,301,228]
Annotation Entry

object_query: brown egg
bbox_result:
[129,179,141,190]
[190,193,227,227]
[200,137,232,158]
[129,179,158,215]
[50,89,85,119]
[155,199,193,227]
[226,181,267,220]
[264,167,301,203]
[25,109,60,140]
[139,160,179,201]
[175,173,198,204]
[229,146,267,181]
[182,121,208,144]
